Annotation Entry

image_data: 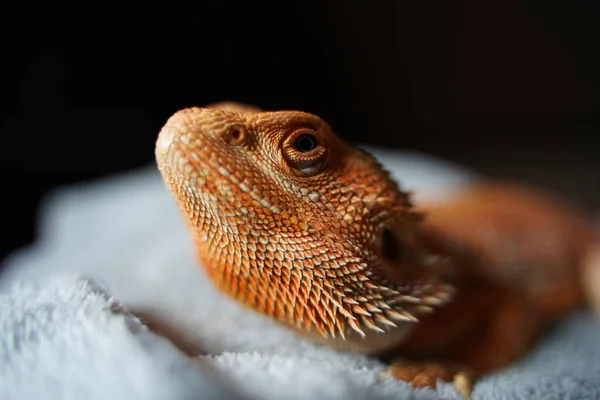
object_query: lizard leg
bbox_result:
[381,359,475,399]
[383,286,536,400]
[378,276,536,399]
[442,286,539,374]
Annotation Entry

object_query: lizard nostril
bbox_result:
[222,126,246,145]
[231,128,243,141]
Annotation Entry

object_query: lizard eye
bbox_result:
[294,133,318,152]
[282,129,326,176]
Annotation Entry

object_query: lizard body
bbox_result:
[154,102,599,398]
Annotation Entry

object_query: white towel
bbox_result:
[1,148,599,400]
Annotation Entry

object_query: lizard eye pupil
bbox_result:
[294,133,318,153]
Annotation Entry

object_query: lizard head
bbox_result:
[155,105,453,352]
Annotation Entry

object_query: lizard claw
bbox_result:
[380,359,475,399]
[452,372,474,400]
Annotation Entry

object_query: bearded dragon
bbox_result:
[152,101,600,398]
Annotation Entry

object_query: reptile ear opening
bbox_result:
[381,228,402,261]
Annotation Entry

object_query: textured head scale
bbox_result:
[155,105,453,352]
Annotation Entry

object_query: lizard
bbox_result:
[153,101,600,398]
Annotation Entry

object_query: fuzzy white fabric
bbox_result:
[1,147,599,400]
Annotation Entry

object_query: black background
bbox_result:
[1,1,598,261]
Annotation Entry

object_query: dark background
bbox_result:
[1,2,598,261]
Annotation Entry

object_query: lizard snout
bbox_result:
[155,108,199,160]
[157,107,247,157]
[155,124,177,159]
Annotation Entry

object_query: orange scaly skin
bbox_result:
[154,102,599,398]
